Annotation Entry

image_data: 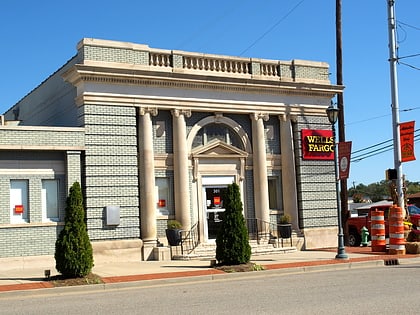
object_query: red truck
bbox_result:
[347,204,420,247]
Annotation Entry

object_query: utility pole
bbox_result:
[336,0,349,243]
[387,0,404,209]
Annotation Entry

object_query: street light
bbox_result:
[326,103,348,259]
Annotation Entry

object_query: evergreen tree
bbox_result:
[55,182,93,277]
[216,183,251,265]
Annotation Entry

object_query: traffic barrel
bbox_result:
[371,209,386,252]
[389,205,405,255]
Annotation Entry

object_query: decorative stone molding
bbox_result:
[251,112,269,121]
[214,113,223,123]
[171,109,191,118]
[139,107,158,116]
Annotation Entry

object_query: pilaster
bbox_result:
[139,107,157,250]
[279,114,299,231]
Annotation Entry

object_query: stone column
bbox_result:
[139,107,157,259]
[280,115,299,231]
[251,113,270,237]
[172,109,191,230]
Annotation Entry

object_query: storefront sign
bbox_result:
[400,121,416,162]
[301,129,334,160]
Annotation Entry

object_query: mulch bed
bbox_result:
[48,273,104,287]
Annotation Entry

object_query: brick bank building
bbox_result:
[0,38,343,260]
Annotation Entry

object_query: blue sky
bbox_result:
[1,0,419,186]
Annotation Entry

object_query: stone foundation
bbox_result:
[92,239,143,263]
[302,227,337,249]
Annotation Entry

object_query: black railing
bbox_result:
[246,218,293,247]
[180,222,199,255]
[176,218,292,257]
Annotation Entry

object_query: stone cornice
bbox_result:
[75,92,329,116]
[63,64,342,100]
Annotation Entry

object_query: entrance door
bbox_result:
[201,176,235,242]
[204,186,227,240]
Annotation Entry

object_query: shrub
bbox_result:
[55,182,93,278]
[216,183,251,265]
[167,219,182,229]
[279,214,291,224]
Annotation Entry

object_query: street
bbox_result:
[1,263,419,314]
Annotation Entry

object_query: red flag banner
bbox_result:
[338,141,352,180]
[400,121,416,163]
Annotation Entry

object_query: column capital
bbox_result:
[139,107,158,116]
[251,112,269,121]
[278,114,297,122]
[171,108,192,118]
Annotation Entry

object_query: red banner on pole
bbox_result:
[338,141,352,180]
[400,121,416,162]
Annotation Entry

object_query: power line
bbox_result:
[351,132,420,162]
[399,61,420,71]
[346,107,420,126]
[398,20,420,31]
[239,0,306,56]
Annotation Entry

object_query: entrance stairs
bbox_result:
[171,231,304,260]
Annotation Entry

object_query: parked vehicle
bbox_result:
[408,205,420,228]
[347,204,419,247]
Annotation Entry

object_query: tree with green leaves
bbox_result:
[55,182,93,278]
[216,183,251,265]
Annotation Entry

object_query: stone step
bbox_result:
[171,236,304,260]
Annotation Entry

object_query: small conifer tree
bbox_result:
[216,183,251,265]
[55,182,93,277]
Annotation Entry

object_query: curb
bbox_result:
[1,256,405,297]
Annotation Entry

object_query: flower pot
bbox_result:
[279,224,292,239]
[165,228,182,246]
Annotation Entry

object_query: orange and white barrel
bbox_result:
[388,205,406,255]
[371,209,386,252]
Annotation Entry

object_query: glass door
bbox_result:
[204,186,227,240]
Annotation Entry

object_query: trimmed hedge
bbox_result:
[55,182,93,277]
[216,183,251,265]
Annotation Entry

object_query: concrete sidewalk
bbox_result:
[1,247,419,294]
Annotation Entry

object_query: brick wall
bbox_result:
[294,115,337,229]
[81,104,140,241]
[0,127,84,148]
[0,151,67,257]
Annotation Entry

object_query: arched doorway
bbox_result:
[188,115,251,243]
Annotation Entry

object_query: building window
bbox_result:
[268,176,283,210]
[42,179,59,222]
[192,123,243,149]
[10,179,29,223]
[155,177,170,215]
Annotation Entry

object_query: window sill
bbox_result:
[0,222,64,228]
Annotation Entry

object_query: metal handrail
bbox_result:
[178,218,292,257]
[246,218,293,247]
[180,222,199,255]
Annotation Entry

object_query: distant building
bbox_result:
[408,192,420,207]
[0,38,343,259]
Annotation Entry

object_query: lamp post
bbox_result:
[326,104,348,259]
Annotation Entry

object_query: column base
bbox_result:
[153,247,171,261]
[142,240,158,261]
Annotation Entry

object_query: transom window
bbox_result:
[192,123,242,149]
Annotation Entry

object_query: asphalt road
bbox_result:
[1,263,419,314]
